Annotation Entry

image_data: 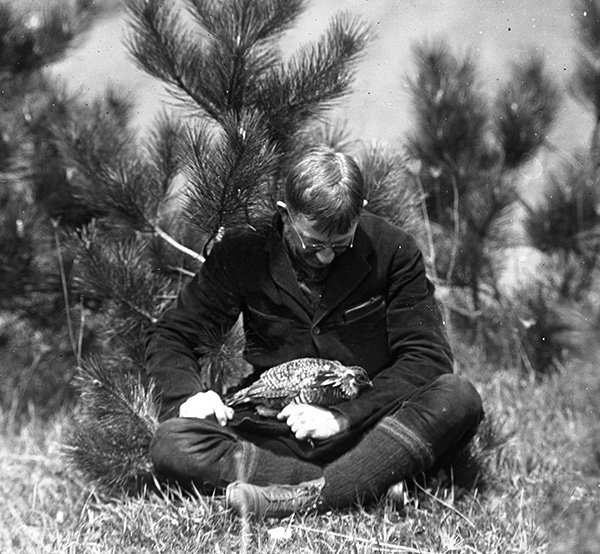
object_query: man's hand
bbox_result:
[277,404,350,441]
[179,390,234,426]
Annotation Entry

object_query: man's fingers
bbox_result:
[278,404,296,419]
[214,409,227,426]
[213,401,234,426]
[204,390,232,425]
[178,391,234,424]
[279,404,342,440]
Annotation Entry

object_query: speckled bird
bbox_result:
[225,358,372,416]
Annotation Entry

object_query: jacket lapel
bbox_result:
[316,225,373,323]
[265,217,312,312]
[265,215,374,321]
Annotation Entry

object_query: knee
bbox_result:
[150,417,219,476]
[150,418,188,476]
[149,417,241,487]
[434,374,483,425]
[436,374,481,402]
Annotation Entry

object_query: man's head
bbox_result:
[283,145,366,234]
[278,146,367,269]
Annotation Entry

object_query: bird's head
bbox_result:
[340,366,372,398]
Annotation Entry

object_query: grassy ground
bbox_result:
[1,359,599,553]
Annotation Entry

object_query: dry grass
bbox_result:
[1,359,599,553]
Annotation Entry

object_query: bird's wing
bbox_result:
[259,359,324,387]
[224,359,345,407]
[225,380,300,407]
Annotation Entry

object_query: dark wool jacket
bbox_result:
[145,212,454,461]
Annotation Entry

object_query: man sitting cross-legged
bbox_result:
[145,145,483,518]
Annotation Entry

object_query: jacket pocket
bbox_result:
[343,295,385,323]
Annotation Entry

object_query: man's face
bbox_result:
[282,209,358,269]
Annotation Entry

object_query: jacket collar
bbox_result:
[265,213,374,321]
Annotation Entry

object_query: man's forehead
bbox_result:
[294,213,357,241]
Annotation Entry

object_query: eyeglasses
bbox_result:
[288,215,355,254]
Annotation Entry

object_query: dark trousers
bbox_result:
[150,374,483,504]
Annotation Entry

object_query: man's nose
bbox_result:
[315,248,335,265]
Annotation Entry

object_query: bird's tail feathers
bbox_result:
[224,390,250,407]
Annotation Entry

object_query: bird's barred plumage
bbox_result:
[225,357,372,415]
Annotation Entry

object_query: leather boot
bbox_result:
[226,477,326,519]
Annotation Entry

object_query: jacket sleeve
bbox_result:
[144,240,242,419]
[332,235,454,428]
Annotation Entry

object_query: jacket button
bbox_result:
[313,326,321,335]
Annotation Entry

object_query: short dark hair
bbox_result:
[284,145,366,234]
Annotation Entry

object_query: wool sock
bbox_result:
[231,440,323,487]
[321,416,434,508]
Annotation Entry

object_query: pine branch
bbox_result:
[67,225,177,333]
[462,180,517,242]
[550,302,600,364]
[58,103,209,263]
[575,0,600,55]
[407,41,492,175]
[0,0,98,76]
[195,316,253,395]
[357,145,424,237]
[425,173,518,302]
[153,225,205,263]
[405,39,531,310]
[126,0,370,163]
[296,119,356,152]
[64,355,160,491]
[141,111,186,189]
[126,0,311,123]
[181,111,278,241]
[185,0,306,44]
[55,88,136,187]
[258,12,372,141]
[406,40,498,229]
[495,54,560,167]
[182,0,306,115]
[127,0,277,120]
[126,0,224,119]
[524,163,600,256]
[573,55,600,115]
[511,280,569,374]
[88,161,160,232]
[571,1,600,127]
[59,104,165,232]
